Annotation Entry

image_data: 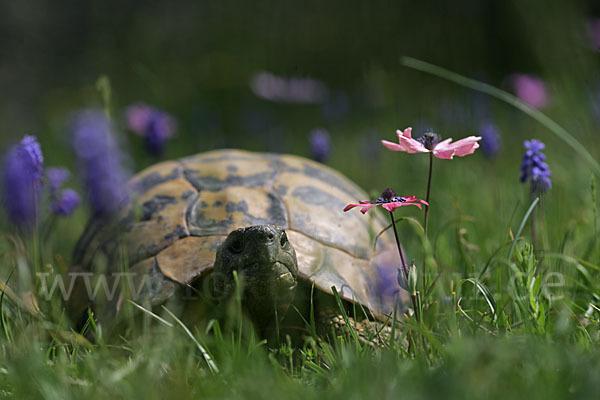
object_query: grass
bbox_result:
[1,161,599,399]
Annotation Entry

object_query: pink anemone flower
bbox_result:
[344,189,428,215]
[382,128,481,159]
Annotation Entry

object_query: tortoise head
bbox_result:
[213,225,298,329]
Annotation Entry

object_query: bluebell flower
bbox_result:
[520,139,551,192]
[71,109,130,216]
[479,121,501,158]
[2,135,44,226]
[45,167,80,217]
[308,128,331,163]
[125,103,176,156]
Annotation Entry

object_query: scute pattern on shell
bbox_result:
[73,149,403,318]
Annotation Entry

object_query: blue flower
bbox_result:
[46,167,70,194]
[45,167,80,217]
[479,121,501,158]
[2,135,44,227]
[308,128,331,163]
[125,103,176,156]
[520,139,551,192]
[71,109,130,216]
[51,189,80,217]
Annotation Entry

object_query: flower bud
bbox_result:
[408,261,418,296]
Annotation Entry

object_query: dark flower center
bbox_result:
[381,188,396,201]
[417,131,441,150]
[373,188,406,204]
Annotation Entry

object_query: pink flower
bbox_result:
[587,18,600,51]
[381,128,481,160]
[506,74,549,109]
[344,189,428,215]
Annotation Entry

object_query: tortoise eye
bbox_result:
[280,232,289,248]
[229,237,243,254]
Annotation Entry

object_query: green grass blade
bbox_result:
[401,56,600,177]
[128,300,173,328]
[330,286,361,347]
[508,197,540,261]
[161,305,220,375]
[458,278,497,319]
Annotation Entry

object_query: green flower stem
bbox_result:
[423,152,433,236]
[388,211,408,278]
[531,182,537,253]
[389,210,420,322]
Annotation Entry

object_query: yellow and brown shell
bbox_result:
[71,149,404,318]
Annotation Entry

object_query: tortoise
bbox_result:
[69,149,406,341]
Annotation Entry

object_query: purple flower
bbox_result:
[520,139,551,193]
[2,135,44,226]
[45,167,80,217]
[479,121,501,158]
[308,128,331,163]
[51,189,80,217]
[71,109,130,216]
[250,71,328,104]
[46,167,70,194]
[587,19,600,51]
[507,74,549,109]
[125,103,176,156]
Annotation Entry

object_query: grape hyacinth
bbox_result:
[2,135,44,227]
[71,109,130,216]
[46,167,80,217]
[308,128,332,163]
[51,189,80,217]
[125,103,177,156]
[479,121,501,158]
[520,139,551,193]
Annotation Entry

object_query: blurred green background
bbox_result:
[1,0,600,257]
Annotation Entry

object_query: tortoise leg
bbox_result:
[316,306,391,347]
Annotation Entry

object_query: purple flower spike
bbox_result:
[46,167,70,194]
[19,135,44,180]
[308,128,332,163]
[51,189,80,217]
[479,121,501,158]
[71,109,130,216]
[520,139,551,193]
[46,166,80,217]
[125,103,176,155]
[2,135,44,227]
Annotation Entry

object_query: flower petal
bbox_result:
[433,136,481,159]
[382,201,423,212]
[382,133,429,154]
[344,200,373,212]
[343,203,361,212]
[398,127,413,139]
[359,204,380,214]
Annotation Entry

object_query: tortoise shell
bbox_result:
[71,149,404,318]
